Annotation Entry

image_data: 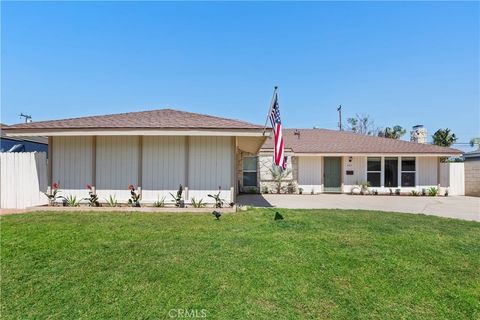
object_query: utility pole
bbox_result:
[19,113,32,123]
[337,105,342,131]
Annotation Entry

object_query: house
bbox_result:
[464,150,480,197]
[0,124,48,154]
[237,128,462,195]
[3,109,268,204]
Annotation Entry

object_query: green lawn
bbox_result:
[1,209,479,319]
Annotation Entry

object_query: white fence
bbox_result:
[440,162,465,196]
[0,152,48,209]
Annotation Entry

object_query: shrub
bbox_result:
[427,187,439,197]
[65,195,80,207]
[153,196,166,208]
[298,187,304,194]
[269,167,291,194]
[287,182,297,194]
[191,198,206,208]
[128,185,141,207]
[410,190,420,196]
[104,194,118,207]
[261,186,269,194]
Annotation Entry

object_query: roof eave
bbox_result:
[4,127,271,137]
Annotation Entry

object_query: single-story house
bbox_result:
[237,128,462,195]
[4,109,268,204]
[464,150,480,197]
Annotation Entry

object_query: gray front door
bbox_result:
[324,157,341,192]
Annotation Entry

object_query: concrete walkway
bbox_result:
[237,194,480,222]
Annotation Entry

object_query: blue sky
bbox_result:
[1,2,479,150]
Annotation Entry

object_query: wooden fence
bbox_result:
[0,152,48,209]
[440,162,465,196]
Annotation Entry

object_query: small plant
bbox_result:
[65,195,80,207]
[410,190,420,196]
[191,197,206,208]
[84,184,99,207]
[245,187,259,194]
[389,188,393,196]
[261,186,269,194]
[287,182,296,194]
[269,167,291,194]
[298,187,304,195]
[104,194,118,207]
[169,185,184,207]
[444,188,449,197]
[229,202,235,208]
[153,196,166,208]
[427,187,439,197]
[44,182,62,206]
[421,188,427,196]
[395,188,401,196]
[208,187,225,208]
[128,184,141,207]
[359,181,371,195]
[372,189,378,195]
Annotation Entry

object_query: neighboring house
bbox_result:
[3,109,267,204]
[237,128,462,194]
[0,124,48,154]
[464,150,480,197]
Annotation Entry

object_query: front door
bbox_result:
[324,157,342,192]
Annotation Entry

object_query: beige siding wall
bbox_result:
[142,136,186,201]
[343,156,367,191]
[96,136,139,200]
[52,136,93,198]
[418,156,438,186]
[298,156,322,193]
[188,136,233,202]
[465,159,480,196]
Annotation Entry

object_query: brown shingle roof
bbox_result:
[3,109,264,130]
[262,128,461,155]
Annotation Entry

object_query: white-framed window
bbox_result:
[367,157,381,187]
[242,156,257,187]
[401,157,416,187]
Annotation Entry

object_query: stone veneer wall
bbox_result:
[465,158,480,197]
[237,152,299,194]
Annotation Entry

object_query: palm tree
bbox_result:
[432,128,457,147]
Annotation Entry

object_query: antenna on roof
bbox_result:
[19,113,32,123]
[337,105,342,131]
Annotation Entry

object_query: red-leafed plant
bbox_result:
[44,182,62,206]
[84,184,99,207]
[128,185,141,207]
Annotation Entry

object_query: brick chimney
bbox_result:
[410,125,427,144]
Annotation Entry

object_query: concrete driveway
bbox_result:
[237,194,480,222]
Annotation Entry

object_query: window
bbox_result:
[384,157,398,187]
[242,157,257,187]
[367,157,381,187]
[401,157,416,187]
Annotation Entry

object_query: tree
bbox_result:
[470,137,480,150]
[346,114,378,136]
[378,125,406,139]
[432,128,457,147]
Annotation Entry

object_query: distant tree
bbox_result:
[346,114,378,136]
[378,125,406,139]
[432,128,457,147]
[470,137,480,150]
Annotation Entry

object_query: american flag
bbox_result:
[269,91,286,169]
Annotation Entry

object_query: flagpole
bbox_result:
[263,86,278,136]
